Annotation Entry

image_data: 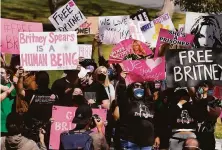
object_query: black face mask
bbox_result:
[72,95,85,106]
[98,73,106,82]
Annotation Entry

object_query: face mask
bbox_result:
[72,95,85,105]
[98,73,106,82]
[198,87,204,94]
[133,88,144,99]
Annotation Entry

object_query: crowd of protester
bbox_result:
[0,35,222,150]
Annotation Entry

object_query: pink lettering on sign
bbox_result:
[1,18,43,54]
[49,106,107,149]
[50,53,78,66]
[121,57,166,85]
[20,54,48,67]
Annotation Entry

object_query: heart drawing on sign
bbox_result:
[146,58,162,71]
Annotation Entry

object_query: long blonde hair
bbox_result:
[94,66,110,87]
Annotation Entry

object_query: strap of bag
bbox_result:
[29,94,35,105]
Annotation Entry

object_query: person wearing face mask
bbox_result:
[78,67,109,109]
[71,87,87,107]
[117,82,161,150]
[193,82,222,150]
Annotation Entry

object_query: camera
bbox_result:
[90,114,101,128]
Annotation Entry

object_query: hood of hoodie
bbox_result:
[5,134,29,149]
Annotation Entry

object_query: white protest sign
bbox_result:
[140,13,175,47]
[103,30,121,45]
[48,0,86,31]
[78,44,92,59]
[19,32,79,71]
[99,16,130,44]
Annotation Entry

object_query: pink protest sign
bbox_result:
[49,106,107,149]
[1,18,43,54]
[109,39,153,63]
[154,28,194,57]
[213,86,222,99]
[121,57,166,85]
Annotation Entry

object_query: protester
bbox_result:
[52,68,80,106]
[71,87,88,107]
[168,88,197,150]
[60,104,109,150]
[1,112,47,150]
[0,66,16,136]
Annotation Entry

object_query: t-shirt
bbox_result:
[116,84,157,146]
[51,78,77,106]
[84,81,108,108]
[1,83,16,132]
[24,89,58,122]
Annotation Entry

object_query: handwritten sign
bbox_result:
[78,44,92,59]
[121,57,166,85]
[75,17,98,35]
[109,39,153,63]
[130,9,149,21]
[1,18,43,54]
[166,48,222,87]
[48,0,86,31]
[99,16,130,44]
[140,13,175,48]
[155,29,194,57]
[19,32,79,71]
[49,106,107,149]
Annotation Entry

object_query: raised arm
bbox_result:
[16,67,26,99]
[0,83,14,101]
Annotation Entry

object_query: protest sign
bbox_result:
[19,32,79,71]
[140,13,175,48]
[130,9,149,21]
[75,17,98,35]
[1,18,43,54]
[166,48,222,88]
[78,44,92,59]
[155,29,194,57]
[109,39,153,63]
[128,19,148,43]
[99,15,130,44]
[121,57,166,85]
[185,12,222,48]
[178,24,185,33]
[49,106,107,149]
[213,86,222,99]
[48,0,86,31]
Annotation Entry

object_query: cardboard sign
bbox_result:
[140,13,175,48]
[213,86,222,99]
[19,32,79,71]
[1,18,43,54]
[128,19,148,43]
[78,44,92,59]
[155,29,194,57]
[130,9,149,21]
[99,15,130,44]
[166,48,222,88]
[75,17,98,35]
[109,39,153,63]
[185,12,222,48]
[121,57,166,85]
[49,106,107,149]
[48,0,86,31]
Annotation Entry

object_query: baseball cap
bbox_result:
[72,104,92,124]
[78,67,90,79]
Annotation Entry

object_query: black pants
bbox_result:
[197,132,215,150]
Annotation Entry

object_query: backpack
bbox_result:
[60,130,94,150]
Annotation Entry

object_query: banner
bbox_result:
[109,39,153,63]
[140,13,175,48]
[121,57,166,85]
[185,12,222,48]
[75,17,98,35]
[213,86,222,99]
[166,48,222,88]
[1,18,43,54]
[130,9,149,21]
[78,44,92,59]
[128,19,148,43]
[49,106,107,149]
[19,32,79,71]
[48,0,86,31]
[155,29,194,57]
[99,15,130,44]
